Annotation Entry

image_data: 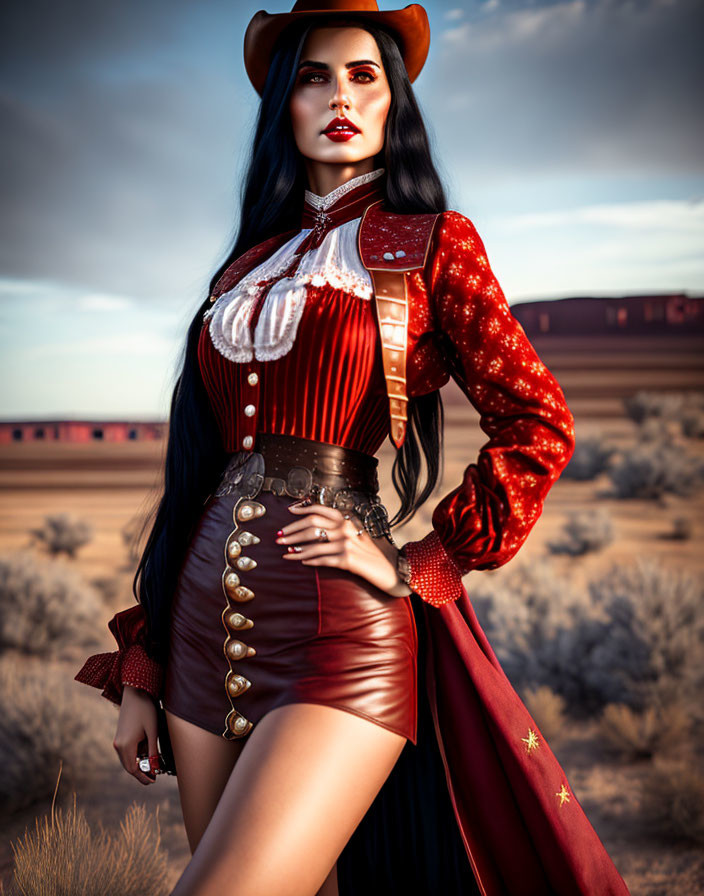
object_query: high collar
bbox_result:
[301,168,385,231]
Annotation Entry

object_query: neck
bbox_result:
[303,158,381,198]
[301,167,385,232]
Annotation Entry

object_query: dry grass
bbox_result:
[1,766,170,896]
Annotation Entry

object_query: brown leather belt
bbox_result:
[212,432,393,540]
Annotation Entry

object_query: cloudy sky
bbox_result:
[1,0,702,418]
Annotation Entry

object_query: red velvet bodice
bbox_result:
[197,283,390,455]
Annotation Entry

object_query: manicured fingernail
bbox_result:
[276,529,284,536]
[290,497,311,507]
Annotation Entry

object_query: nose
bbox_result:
[329,80,351,115]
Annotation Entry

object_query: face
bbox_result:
[288,26,392,169]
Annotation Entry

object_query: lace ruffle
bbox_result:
[207,217,374,364]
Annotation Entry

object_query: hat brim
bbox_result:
[243,4,430,96]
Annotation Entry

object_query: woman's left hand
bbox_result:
[277,501,412,599]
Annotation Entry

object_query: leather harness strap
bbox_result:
[357,200,441,450]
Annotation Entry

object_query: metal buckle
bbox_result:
[241,452,265,498]
[332,488,357,513]
[286,465,313,498]
[268,477,286,496]
[215,455,248,497]
[361,502,391,539]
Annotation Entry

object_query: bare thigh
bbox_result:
[165,710,337,896]
[168,702,407,896]
[165,710,245,852]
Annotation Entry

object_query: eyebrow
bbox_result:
[297,59,381,70]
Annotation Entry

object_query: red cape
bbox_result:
[337,580,631,896]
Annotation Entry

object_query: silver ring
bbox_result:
[315,527,329,542]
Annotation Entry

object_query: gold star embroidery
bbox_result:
[521,728,540,754]
[556,784,570,807]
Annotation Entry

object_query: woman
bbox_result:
[76,2,632,895]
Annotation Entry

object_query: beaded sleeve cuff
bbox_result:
[402,529,466,608]
[74,605,164,706]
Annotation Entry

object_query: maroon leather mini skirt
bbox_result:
[162,438,418,745]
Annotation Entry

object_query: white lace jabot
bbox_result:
[304,167,384,211]
[206,168,384,364]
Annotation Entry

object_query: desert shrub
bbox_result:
[469,557,605,716]
[625,389,704,441]
[90,574,126,604]
[30,512,94,557]
[121,513,148,565]
[521,685,567,744]
[3,790,169,896]
[606,440,704,499]
[670,515,694,540]
[639,754,704,845]
[599,701,690,760]
[547,508,614,556]
[0,550,103,656]
[0,656,113,814]
[681,408,704,439]
[477,556,704,721]
[624,390,685,424]
[561,433,616,481]
[634,416,676,444]
[587,558,704,712]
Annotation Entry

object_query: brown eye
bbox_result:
[300,71,327,84]
[351,71,375,83]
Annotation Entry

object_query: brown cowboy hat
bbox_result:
[243,1,430,96]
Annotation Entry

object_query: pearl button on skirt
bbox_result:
[163,488,418,743]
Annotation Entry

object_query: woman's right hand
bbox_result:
[113,684,160,785]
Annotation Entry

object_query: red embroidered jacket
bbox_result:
[399,210,575,605]
[75,207,575,706]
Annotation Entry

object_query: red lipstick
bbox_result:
[322,115,361,142]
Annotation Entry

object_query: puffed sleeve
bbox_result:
[402,210,576,608]
[74,603,164,705]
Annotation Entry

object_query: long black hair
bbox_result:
[133,16,449,664]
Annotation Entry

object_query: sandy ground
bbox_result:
[1,335,703,893]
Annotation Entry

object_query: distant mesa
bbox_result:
[0,420,166,444]
[511,292,703,337]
